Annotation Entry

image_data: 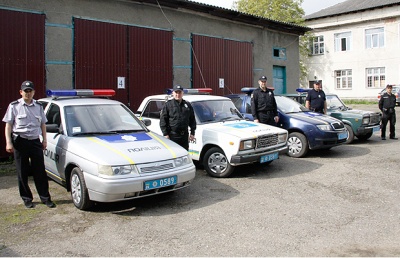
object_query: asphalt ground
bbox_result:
[1,104,399,256]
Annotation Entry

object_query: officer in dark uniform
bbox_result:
[251,75,279,126]
[160,85,196,150]
[378,84,397,140]
[2,81,55,208]
[305,80,327,114]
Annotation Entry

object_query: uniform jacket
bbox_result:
[160,98,196,136]
[251,87,278,119]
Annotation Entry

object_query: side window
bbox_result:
[142,101,164,119]
[46,104,61,127]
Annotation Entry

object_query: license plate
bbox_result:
[260,152,279,163]
[144,176,177,190]
[338,132,348,140]
[372,125,380,133]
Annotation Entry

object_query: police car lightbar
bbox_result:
[296,88,312,93]
[241,87,257,93]
[165,88,212,95]
[46,89,116,97]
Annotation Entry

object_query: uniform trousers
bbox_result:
[257,111,277,126]
[381,111,396,138]
[169,131,189,151]
[13,136,51,203]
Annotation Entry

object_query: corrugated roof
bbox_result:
[132,0,311,35]
[305,0,400,20]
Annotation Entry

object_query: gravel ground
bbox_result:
[1,104,399,257]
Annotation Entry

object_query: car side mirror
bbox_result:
[142,119,151,127]
[46,124,63,134]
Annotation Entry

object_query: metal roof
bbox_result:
[131,0,311,35]
[305,0,400,20]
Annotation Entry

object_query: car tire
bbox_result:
[344,124,354,144]
[287,132,308,158]
[203,147,234,178]
[70,167,93,210]
[357,132,373,141]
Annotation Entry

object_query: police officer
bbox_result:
[305,80,327,114]
[379,84,397,140]
[160,85,196,150]
[251,75,279,126]
[2,81,55,208]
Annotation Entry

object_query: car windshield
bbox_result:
[64,104,146,136]
[275,96,309,114]
[192,100,243,124]
[326,95,346,110]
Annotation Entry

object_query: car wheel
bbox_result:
[203,147,234,178]
[357,132,373,141]
[287,132,308,158]
[70,167,93,210]
[344,124,354,144]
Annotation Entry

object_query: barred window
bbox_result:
[366,67,385,88]
[310,36,324,55]
[365,27,384,49]
[335,70,352,89]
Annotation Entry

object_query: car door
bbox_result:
[139,99,165,134]
[44,103,67,184]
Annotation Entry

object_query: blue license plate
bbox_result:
[338,132,348,140]
[372,125,380,133]
[260,152,279,163]
[144,176,177,190]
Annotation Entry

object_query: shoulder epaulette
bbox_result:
[10,100,18,105]
[34,100,43,106]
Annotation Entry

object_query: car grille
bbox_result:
[370,114,381,125]
[137,162,174,174]
[256,134,278,149]
[331,121,344,130]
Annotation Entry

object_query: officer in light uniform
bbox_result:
[2,81,55,208]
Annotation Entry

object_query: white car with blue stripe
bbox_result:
[136,88,288,178]
[39,89,195,210]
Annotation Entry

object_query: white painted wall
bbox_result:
[305,5,400,100]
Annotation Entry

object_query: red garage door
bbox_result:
[0,9,45,159]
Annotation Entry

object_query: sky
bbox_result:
[193,0,347,15]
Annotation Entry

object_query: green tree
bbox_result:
[233,0,312,83]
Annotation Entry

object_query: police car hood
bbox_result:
[65,132,187,165]
[200,120,287,138]
[285,111,341,125]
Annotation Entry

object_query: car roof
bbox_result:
[39,97,123,108]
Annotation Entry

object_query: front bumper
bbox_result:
[84,164,196,203]
[230,144,287,164]
[356,124,380,135]
[309,130,348,150]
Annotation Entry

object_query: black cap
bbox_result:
[21,81,34,90]
[259,76,267,81]
[173,85,184,91]
[314,80,321,85]
[386,84,393,88]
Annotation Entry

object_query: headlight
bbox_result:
[317,124,331,131]
[98,165,139,176]
[239,139,255,150]
[278,133,288,143]
[174,155,192,167]
[362,116,370,125]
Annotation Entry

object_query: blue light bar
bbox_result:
[46,89,115,97]
[296,88,312,93]
[165,88,212,95]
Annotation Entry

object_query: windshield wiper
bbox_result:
[72,131,118,136]
[218,117,239,122]
[109,129,145,133]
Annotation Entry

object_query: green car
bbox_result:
[279,89,382,144]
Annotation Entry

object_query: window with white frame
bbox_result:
[366,67,385,88]
[335,70,352,89]
[365,27,384,48]
[334,32,351,52]
[310,36,324,55]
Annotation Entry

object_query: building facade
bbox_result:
[0,0,309,158]
[304,0,400,100]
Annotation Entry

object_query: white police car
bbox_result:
[39,89,195,210]
[136,88,288,178]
